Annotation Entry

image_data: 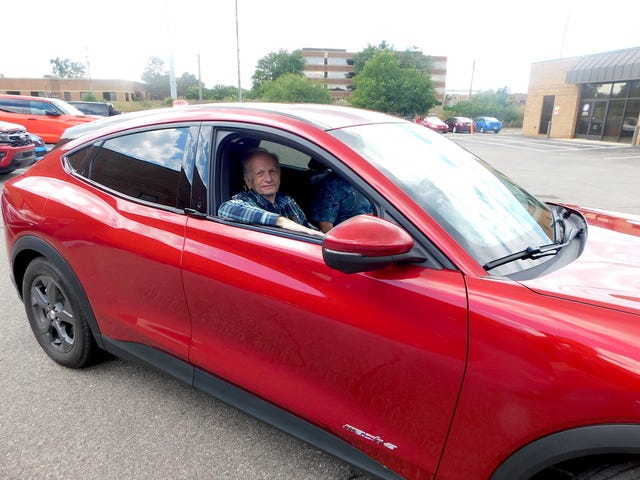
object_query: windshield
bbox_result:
[49,98,86,116]
[330,122,554,274]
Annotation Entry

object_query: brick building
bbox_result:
[523,46,640,144]
[0,77,149,103]
[301,48,447,102]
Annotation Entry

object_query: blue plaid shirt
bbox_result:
[218,189,316,229]
[310,173,373,226]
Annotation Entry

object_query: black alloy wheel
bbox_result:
[23,258,97,368]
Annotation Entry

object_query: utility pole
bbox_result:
[469,60,476,98]
[84,46,93,97]
[197,53,203,101]
[165,0,177,100]
[235,0,243,101]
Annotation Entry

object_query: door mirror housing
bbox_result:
[322,216,418,273]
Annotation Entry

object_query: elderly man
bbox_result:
[218,148,322,236]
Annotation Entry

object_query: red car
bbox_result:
[3,104,640,480]
[444,116,473,133]
[415,115,449,133]
[0,94,98,144]
[0,120,36,174]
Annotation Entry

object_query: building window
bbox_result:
[64,92,71,101]
[125,92,130,101]
[30,91,45,97]
[103,92,116,101]
[6,91,20,95]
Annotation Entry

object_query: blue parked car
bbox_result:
[29,134,47,160]
[473,116,502,133]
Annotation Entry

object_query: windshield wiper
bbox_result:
[483,227,583,272]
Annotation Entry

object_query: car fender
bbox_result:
[490,424,640,480]
[11,235,104,348]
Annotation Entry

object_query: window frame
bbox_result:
[208,122,451,270]
[63,122,201,213]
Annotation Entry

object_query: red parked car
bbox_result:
[415,115,449,133]
[0,94,98,144]
[3,104,640,480]
[444,116,473,133]
[0,120,36,174]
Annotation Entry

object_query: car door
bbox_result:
[181,127,468,477]
[55,125,198,360]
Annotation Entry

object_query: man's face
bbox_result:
[244,154,281,201]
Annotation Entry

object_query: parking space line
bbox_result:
[603,154,640,160]
[454,135,627,153]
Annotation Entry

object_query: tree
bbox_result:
[261,73,332,104]
[251,49,305,96]
[141,56,170,100]
[352,41,393,76]
[177,73,199,98]
[349,50,437,118]
[81,92,99,102]
[49,58,86,78]
[444,87,524,126]
[184,84,242,101]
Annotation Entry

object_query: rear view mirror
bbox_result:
[322,216,420,273]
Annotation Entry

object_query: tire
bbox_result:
[452,126,457,133]
[574,461,640,479]
[23,257,98,368]
[479,127,485,133]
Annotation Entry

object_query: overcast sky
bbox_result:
[4,0,639,94]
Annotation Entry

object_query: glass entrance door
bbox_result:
[587,101,607,138]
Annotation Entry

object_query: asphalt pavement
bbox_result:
[0,131,638,480]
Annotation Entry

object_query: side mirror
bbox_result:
[45,110,61,117]
[322,216,419,274]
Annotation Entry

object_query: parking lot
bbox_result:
[449,129,640,214]
[0,131,638,480]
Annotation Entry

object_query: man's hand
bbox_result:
[276,216,324,237]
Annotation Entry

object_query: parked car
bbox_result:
[444,116,472,133]
[473,116,503,133]
[4,104,640,480]
[0,120,36,174]
[0,94,99,144]
[29,134,47,160]
[68,101,121,117]
[415,115,449,133]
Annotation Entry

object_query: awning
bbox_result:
[566,47,640,84]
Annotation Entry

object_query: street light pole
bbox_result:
[469,60,475,98]
[235,0,243,101]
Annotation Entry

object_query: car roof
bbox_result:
[0,93,59,102]
[60,103,405,144]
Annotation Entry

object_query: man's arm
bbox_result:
[218,197,279,226]
[276,216,324,237]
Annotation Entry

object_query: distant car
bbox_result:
[0,94,99,144]
[444,116,472,133]
[473,116,503,133]
[29,134,47,160]
[622,117,637,132]
[415,115,449,133]
[68,101,121,117]
[0,120,35,174]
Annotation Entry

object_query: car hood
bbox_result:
[521,207,640,316]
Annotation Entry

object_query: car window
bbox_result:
[66,127,193,209]
[216,131,376,232]
[0,98,29,114]
[29,100,56,116]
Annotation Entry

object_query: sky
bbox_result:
[3,0,639,95]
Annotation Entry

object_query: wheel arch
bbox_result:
[490,424,640,480]
[11,235,104,349]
